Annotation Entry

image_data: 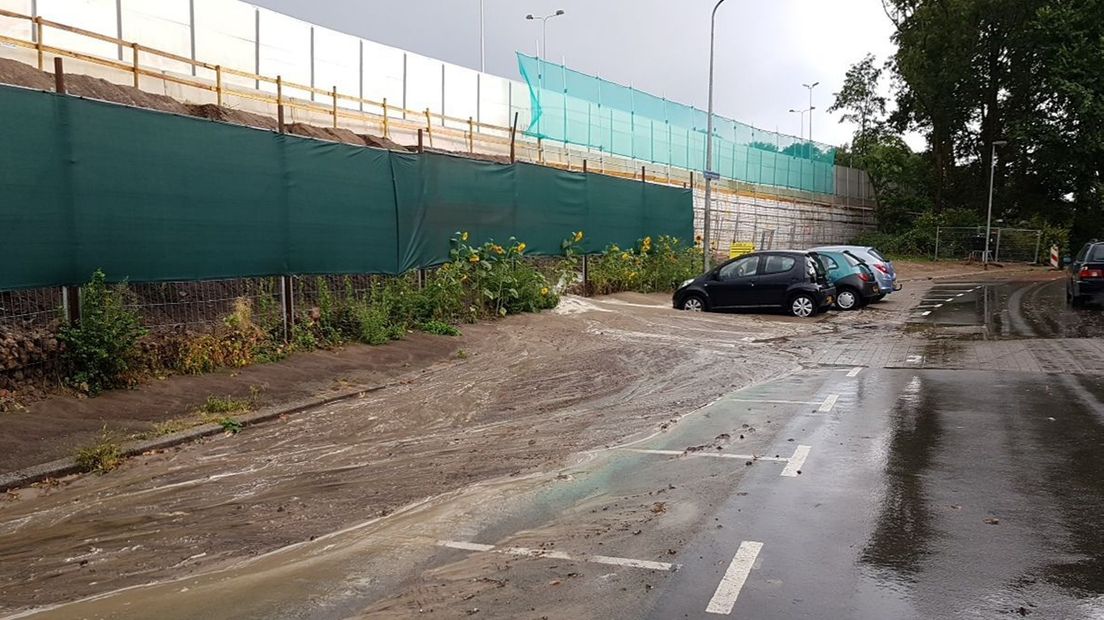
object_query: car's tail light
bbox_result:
[873,263,890,275]
[1080,267,1104,279]
[858,272,871,282]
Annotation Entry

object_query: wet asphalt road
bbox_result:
[8,277,1104,619]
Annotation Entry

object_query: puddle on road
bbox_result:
[917,279,1104,340]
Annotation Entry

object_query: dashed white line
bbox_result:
[706,541,764,615]
[922,311,932,316]
[817,393,840,412]
[781,445,811,477]
[846,367,863,377]
[726,398,821,406]
[622,448,788,463]
[437,540,678,572]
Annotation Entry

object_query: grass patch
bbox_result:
[200,394,252,415]
[74,429,123,474]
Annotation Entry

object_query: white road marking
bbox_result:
[726,398,821,406]
[781,445,811,477]
[706,541,764,615]
[437,540,678,572]
[817,393,839,412]
[922,311,932,316]
[439,540,494,552]
[622,448,788,463]
[906,354,924,364]
[846,367,863,377]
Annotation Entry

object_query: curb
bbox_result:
[0,384,388,493]
[900,265,1046,283]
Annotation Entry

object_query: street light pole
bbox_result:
[984,140,1008,267]
[479,0,485,72]
[788,107,812,140]
[703,0,727,271]
[802,81,819,142]
[526,10,565,59]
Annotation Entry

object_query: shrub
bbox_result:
[586,235,703,295]
[74,428,123,474]
[179,297,281,374]
[60,270,147,395]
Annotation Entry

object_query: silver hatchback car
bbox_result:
[811,245,901,299]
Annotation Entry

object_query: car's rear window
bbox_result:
[1091,245,1104,262]
[867,248,888,262]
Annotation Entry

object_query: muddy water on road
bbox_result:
[0,294,826,617]
[930,276,1104,339]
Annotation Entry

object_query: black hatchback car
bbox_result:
[1067,241,1104,306]
[673,251,837,318]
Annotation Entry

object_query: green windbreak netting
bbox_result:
[517,54,837,195]
[0,85,691,290]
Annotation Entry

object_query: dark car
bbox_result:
[1067,241,1104,306]
[673,251,837,318]
[815,250,882,310]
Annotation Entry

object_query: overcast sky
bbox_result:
[250,0,899,148]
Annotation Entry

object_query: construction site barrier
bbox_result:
[0,84,691,291]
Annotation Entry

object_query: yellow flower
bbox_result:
[461,231,470,241]
[517,243,527,254]
[574,231,585,243]
[621,252,631,261]
[493,245,505,255]
[540,287,549,296]
[469,254,480,264]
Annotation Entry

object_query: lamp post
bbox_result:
[479,0,485,72]
[526,9,565,59]
[984,140,1008,266]
[802,81,819,142]
[788,107,813,140]
[703,0,727,271]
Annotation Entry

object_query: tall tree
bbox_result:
[828,54,887,153]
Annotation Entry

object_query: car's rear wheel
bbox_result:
[789,293,816,318]
[835,287,862,311]
[681,294,707,312]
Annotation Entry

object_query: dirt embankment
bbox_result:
[0,57,411,151]
[0,294,824,613]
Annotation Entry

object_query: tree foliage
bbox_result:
[837,0,1104,248]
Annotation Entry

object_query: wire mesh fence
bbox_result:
[934,227,1043,263]
[124,278,283,332]
[0,288,64,329]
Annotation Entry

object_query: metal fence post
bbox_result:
[934,227,941,261]
[1034,230,1042,264]
[280,276,292,342]
[510,112,518,163]
[995,228,1002,263]
[582,254,589,297]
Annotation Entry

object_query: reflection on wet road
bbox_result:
[910,277,1104,339]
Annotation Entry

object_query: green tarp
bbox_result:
[0,84,692,290]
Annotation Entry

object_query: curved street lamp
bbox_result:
[526,9,566,59]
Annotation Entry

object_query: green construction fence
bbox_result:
[0,84,692,291]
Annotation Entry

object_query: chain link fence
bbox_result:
[934,227,1043,263]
